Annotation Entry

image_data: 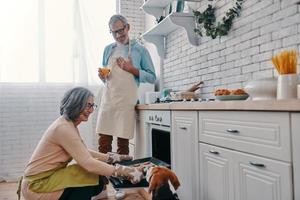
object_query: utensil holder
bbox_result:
[277,74,298,99]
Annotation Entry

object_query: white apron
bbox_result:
[96,42,138,139]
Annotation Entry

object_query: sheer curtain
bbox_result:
[0,0,116,180]
[74,0,116,147]
[0,0,115,84]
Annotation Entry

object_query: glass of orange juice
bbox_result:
[98,67,111,87]
[99,68,111,78]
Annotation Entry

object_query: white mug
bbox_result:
[277,74,298,99]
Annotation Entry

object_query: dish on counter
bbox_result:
[215,94,249,101]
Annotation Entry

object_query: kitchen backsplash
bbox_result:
[122,0,300,98]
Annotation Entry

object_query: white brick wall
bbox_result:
[162,0,300,97]
[0,84,101,181]
[119,0,145,40]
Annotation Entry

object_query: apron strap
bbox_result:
[128,39,131,58]
[16,176,23,200]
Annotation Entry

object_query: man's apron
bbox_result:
[96,42,138,139]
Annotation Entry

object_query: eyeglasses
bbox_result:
[110,25,127,36]
[86,103,97,110]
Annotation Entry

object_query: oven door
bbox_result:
[149,124,171,166]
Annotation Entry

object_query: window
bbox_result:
[0,0,116,83]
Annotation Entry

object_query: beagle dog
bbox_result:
[145,166,180,200]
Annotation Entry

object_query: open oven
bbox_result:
[135,110,171,166]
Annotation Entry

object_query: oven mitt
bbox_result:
[113,164,144,184]
[107,152,133,164]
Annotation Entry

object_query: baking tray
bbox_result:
[109,157,170,189]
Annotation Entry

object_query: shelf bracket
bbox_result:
[169,14,199,46]
[143,35,165,58]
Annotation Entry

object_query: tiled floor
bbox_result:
[0,182,150,200]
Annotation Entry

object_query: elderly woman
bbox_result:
[19,87,143,200]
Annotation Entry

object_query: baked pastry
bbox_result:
[231,89,247,95]
[215,89,231,96]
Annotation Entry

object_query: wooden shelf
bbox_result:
[141,0,173,19]
[141,0,202,19]
[141,12,199,58]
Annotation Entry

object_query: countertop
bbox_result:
[136,99,300,111]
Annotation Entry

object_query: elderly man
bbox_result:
[97,14,156,155]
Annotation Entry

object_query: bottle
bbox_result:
[176,0,185,12]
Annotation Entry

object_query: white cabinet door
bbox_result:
[172,111,198,200]
[291,113,300,200]
[198,111,291,162]
[135,110,149,159]
[199,143,235,200]
[233,149,293,200]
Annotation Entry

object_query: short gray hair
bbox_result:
[109,14,128,27]
[60,87,94,121]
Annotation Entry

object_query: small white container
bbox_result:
[277,74,298,99]
[244,78,277,100]
[145,92,160,104]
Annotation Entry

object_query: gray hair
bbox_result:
[109,14,128,27]
[60,87,94,121]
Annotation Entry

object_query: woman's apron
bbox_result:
[17,163,98,200]
[96,42,138,139]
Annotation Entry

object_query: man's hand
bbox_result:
[107,152,133,164]
[113,164,144,184]
[98,68,110,82]
[116,57,138,76]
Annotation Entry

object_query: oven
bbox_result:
[135,110,171,166]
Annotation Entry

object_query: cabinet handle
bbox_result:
[226,129,239,134]
[249,161,265,168]
[179,126,187,130]
[209,150,219,155]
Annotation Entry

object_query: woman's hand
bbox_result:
[113,164,144,184]
[107,152,133,164]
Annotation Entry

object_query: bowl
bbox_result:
[244,78,277,100]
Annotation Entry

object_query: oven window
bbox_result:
[151,128,171,165]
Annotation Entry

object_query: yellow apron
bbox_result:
[96,41,138,139]
[17,164,98,200]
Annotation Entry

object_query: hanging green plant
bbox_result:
[193,0,244,39]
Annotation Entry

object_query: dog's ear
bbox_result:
[167,169,180,190]
[148,167,165,193]
[148,166,181,194]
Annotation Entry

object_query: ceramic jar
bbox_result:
[244,78,277,100]
[277,74,298,99]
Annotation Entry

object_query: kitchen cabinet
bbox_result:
[199,143,234,200]
[291,113,300,200]
[198,111,291,162]
[171,111,199,200]
[200,143,292,200]
[141,0,199,58]
[136,100,300,199]
[198,111,293,200]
